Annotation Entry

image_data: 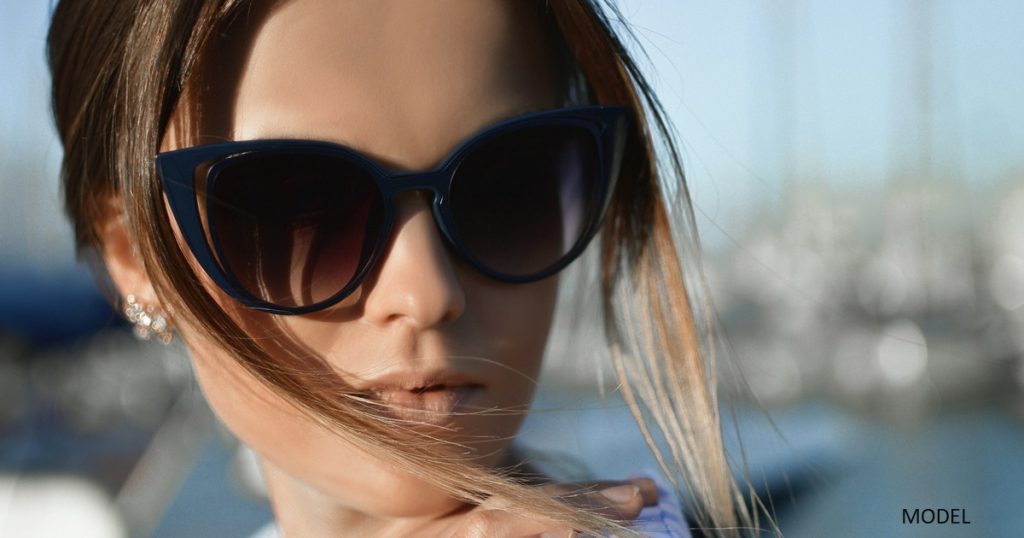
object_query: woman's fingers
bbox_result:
[586,484,644,520]
[452,478,660,537]
[547,482,643,521]
[631,478,660,506]
[539,478,659,519]
[590,478,660,507]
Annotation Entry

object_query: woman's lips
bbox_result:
[368,384,482,425]
[350,368,485,425]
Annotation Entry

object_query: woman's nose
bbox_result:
[363,191,466,329]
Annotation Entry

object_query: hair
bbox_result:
[48,0,764,535]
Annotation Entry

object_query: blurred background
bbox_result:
[2,1,1023,536]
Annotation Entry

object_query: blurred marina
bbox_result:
[708,177,1024,414]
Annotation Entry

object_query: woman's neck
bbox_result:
[257,447,545,537]
[259,460,456,537]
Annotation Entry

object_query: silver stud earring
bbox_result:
[124,294,174,345]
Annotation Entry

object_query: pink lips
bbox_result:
[370,384,481,424]
[352,369,484,425]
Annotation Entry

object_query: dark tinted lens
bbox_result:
[449,124,602,277]
[206,153,383,308]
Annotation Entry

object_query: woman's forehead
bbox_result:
[174,0,558,170]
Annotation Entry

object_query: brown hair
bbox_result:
[49,0,763,535]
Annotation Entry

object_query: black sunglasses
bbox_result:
[155,105,629,314]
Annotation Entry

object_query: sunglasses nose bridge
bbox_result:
[387,169,450,203]
[383,169,460,259]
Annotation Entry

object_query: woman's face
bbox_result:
[166,0,561,520]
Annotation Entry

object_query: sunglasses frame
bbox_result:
[156,105,629,314]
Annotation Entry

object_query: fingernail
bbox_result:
[600,484,639,504]
[630,478,659,505]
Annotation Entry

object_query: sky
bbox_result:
[616,0,1024,209]
[1,0,1023,269]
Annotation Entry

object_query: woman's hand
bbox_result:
[434,478,659,538]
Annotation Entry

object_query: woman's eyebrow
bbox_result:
[468,101,549,134]
[234,100,551,171]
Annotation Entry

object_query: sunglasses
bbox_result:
[156,105,629,314]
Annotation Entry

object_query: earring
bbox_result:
[124,294,174,345]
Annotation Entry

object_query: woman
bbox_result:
[48,0,759,535]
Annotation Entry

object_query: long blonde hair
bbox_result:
[48,0,759,535]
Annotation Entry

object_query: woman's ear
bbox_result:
[96,198,160,308]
